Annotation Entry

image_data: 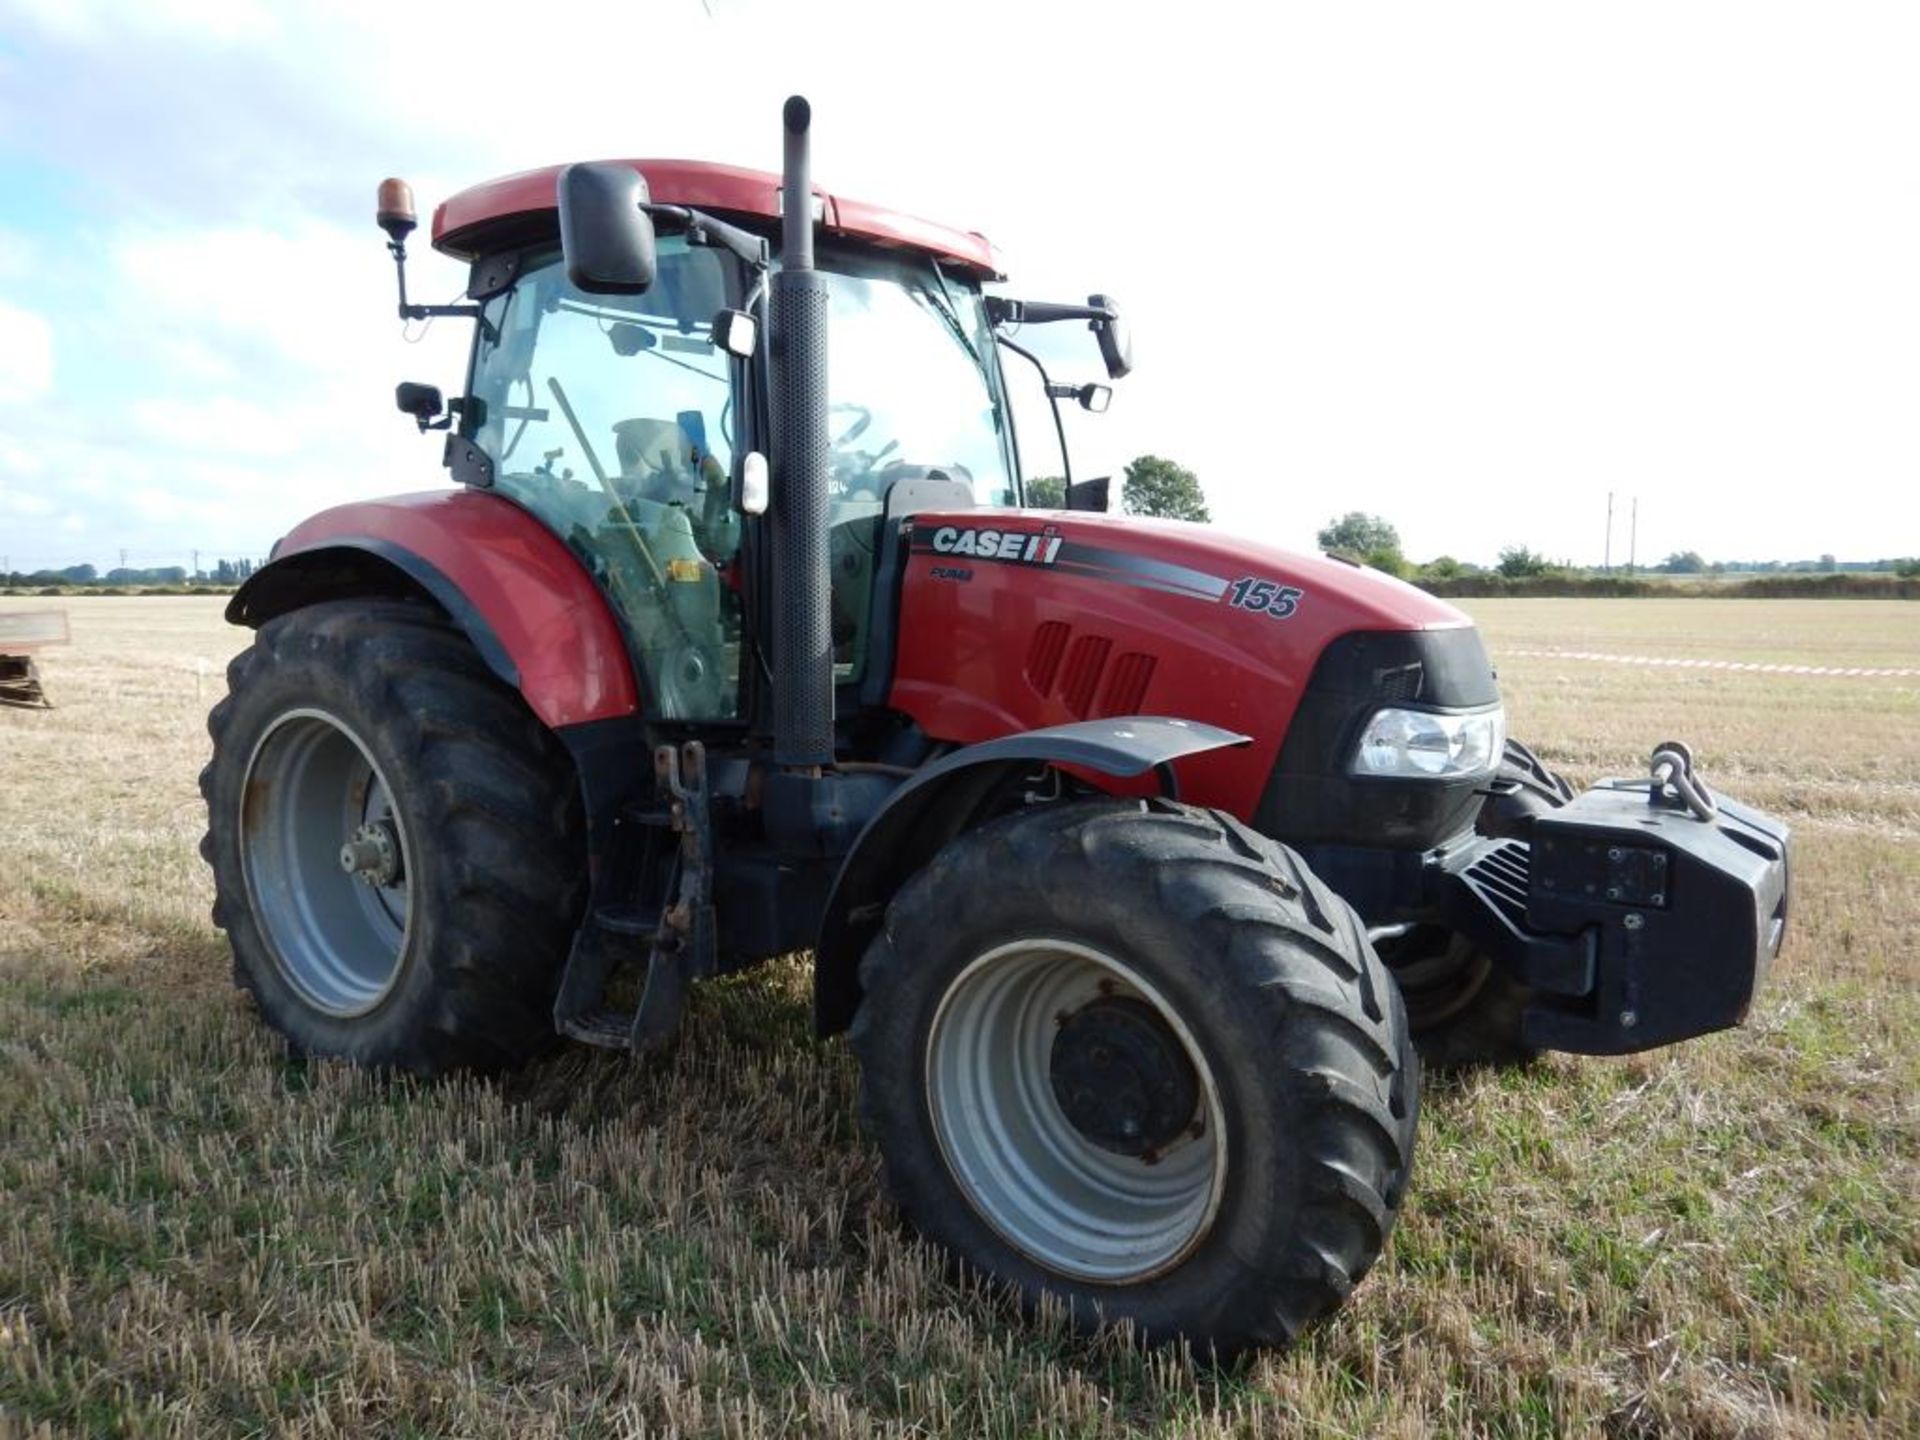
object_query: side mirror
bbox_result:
[1045,380,1112,413]
[395,381,444,430]
[556,163,657,295]
[1089,293,1133,379]
[711,308,758,359]
[1066,476,1111,512]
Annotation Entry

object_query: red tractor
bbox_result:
[202,98,1790,1355]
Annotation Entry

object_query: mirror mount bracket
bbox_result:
[646,204,772,270]
[985,297,1116,326]
[995,332,1075,491]
[386,235,483,324]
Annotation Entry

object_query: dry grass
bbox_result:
[2,595,1916,1438]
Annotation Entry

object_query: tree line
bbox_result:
[2,558,260,588]
[1025,465,1914,580]
[1311,513,1920,582]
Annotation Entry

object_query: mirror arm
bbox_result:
[387,236,483,322]
[994,333,1072,490]
[645,205,771,270]
[986,297,1116,326]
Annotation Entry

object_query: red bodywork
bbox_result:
[433,159,1003,278]
[267,493,1471,814]
[887,510,1473,820]
[273,491,637,729]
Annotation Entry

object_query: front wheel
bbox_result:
[200,600,586,1074]
[850,799,1418,1356]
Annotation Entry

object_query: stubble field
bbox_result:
[1,596,1915,1438]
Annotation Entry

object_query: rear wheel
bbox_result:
[200,600,586,1074]
[851,798,1417,1355]
[1382,737,1572,1067]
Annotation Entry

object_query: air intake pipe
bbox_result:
[769,95,834,769]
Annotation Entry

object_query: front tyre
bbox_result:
[851,799,1418,1356]
[200,600,586,1074]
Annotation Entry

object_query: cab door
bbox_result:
[464,236,748,720]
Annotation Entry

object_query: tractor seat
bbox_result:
[614,418,706,507]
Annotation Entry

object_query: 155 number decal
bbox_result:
[1225,576,1304,619]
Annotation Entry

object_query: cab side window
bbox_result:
[467,239,744,719]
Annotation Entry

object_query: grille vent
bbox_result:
[1374,661,1425,702]
[1059,635,1112,718]
[1025,621,1071,694]
[1100,651,1157,715]
[1464,840,1530,928]
[1025,621,1158,718]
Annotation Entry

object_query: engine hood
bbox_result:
[885,507,1485,822]
[1029,511,1472,631]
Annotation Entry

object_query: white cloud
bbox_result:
[0,230,32,279]
[131,395,299,458]
[0,485,57,516]
[0,301,53,403]
[112,221,382,366]
[6,0,274,44]
[0,437,45,475]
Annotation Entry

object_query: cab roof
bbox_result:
[432,158,1004,279]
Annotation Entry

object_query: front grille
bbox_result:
[1464,839,1530,928]
[1374,661,1425,702]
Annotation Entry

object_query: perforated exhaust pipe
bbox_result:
[769,95,834,769]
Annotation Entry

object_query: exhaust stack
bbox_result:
[769,95,835,769]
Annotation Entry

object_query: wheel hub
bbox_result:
[339,819,402,888]
[1049,996,1200,1158]
[241,707,413,1018]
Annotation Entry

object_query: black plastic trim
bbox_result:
[227,540,519,691]
[553,713,656,862]
[1256,626,1499,849]
[854,475,976,712]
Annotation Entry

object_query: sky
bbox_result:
[0,0,1915,573]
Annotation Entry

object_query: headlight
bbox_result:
[1350,705,1506,780]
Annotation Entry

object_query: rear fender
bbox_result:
[228,490,638,729]
[813,716,1250,1033]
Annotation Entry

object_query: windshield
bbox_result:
[817,246,1015,509]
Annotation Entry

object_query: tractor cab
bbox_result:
[408,162,1049,725]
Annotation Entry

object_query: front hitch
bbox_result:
[1437,745,1792,1055]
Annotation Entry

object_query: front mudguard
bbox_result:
[812,716,1252,1035]
[1438,779,1791,1055]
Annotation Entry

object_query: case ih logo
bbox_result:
[928,526,1063,565]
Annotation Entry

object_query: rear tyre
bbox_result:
[851,798,1418,1356]
[1382,737,1572,1067]
[200,600,586,1074]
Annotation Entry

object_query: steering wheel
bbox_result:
[829,403,872,446]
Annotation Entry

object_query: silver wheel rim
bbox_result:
[926,939,1227,1284]
[240,707,414,1018]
